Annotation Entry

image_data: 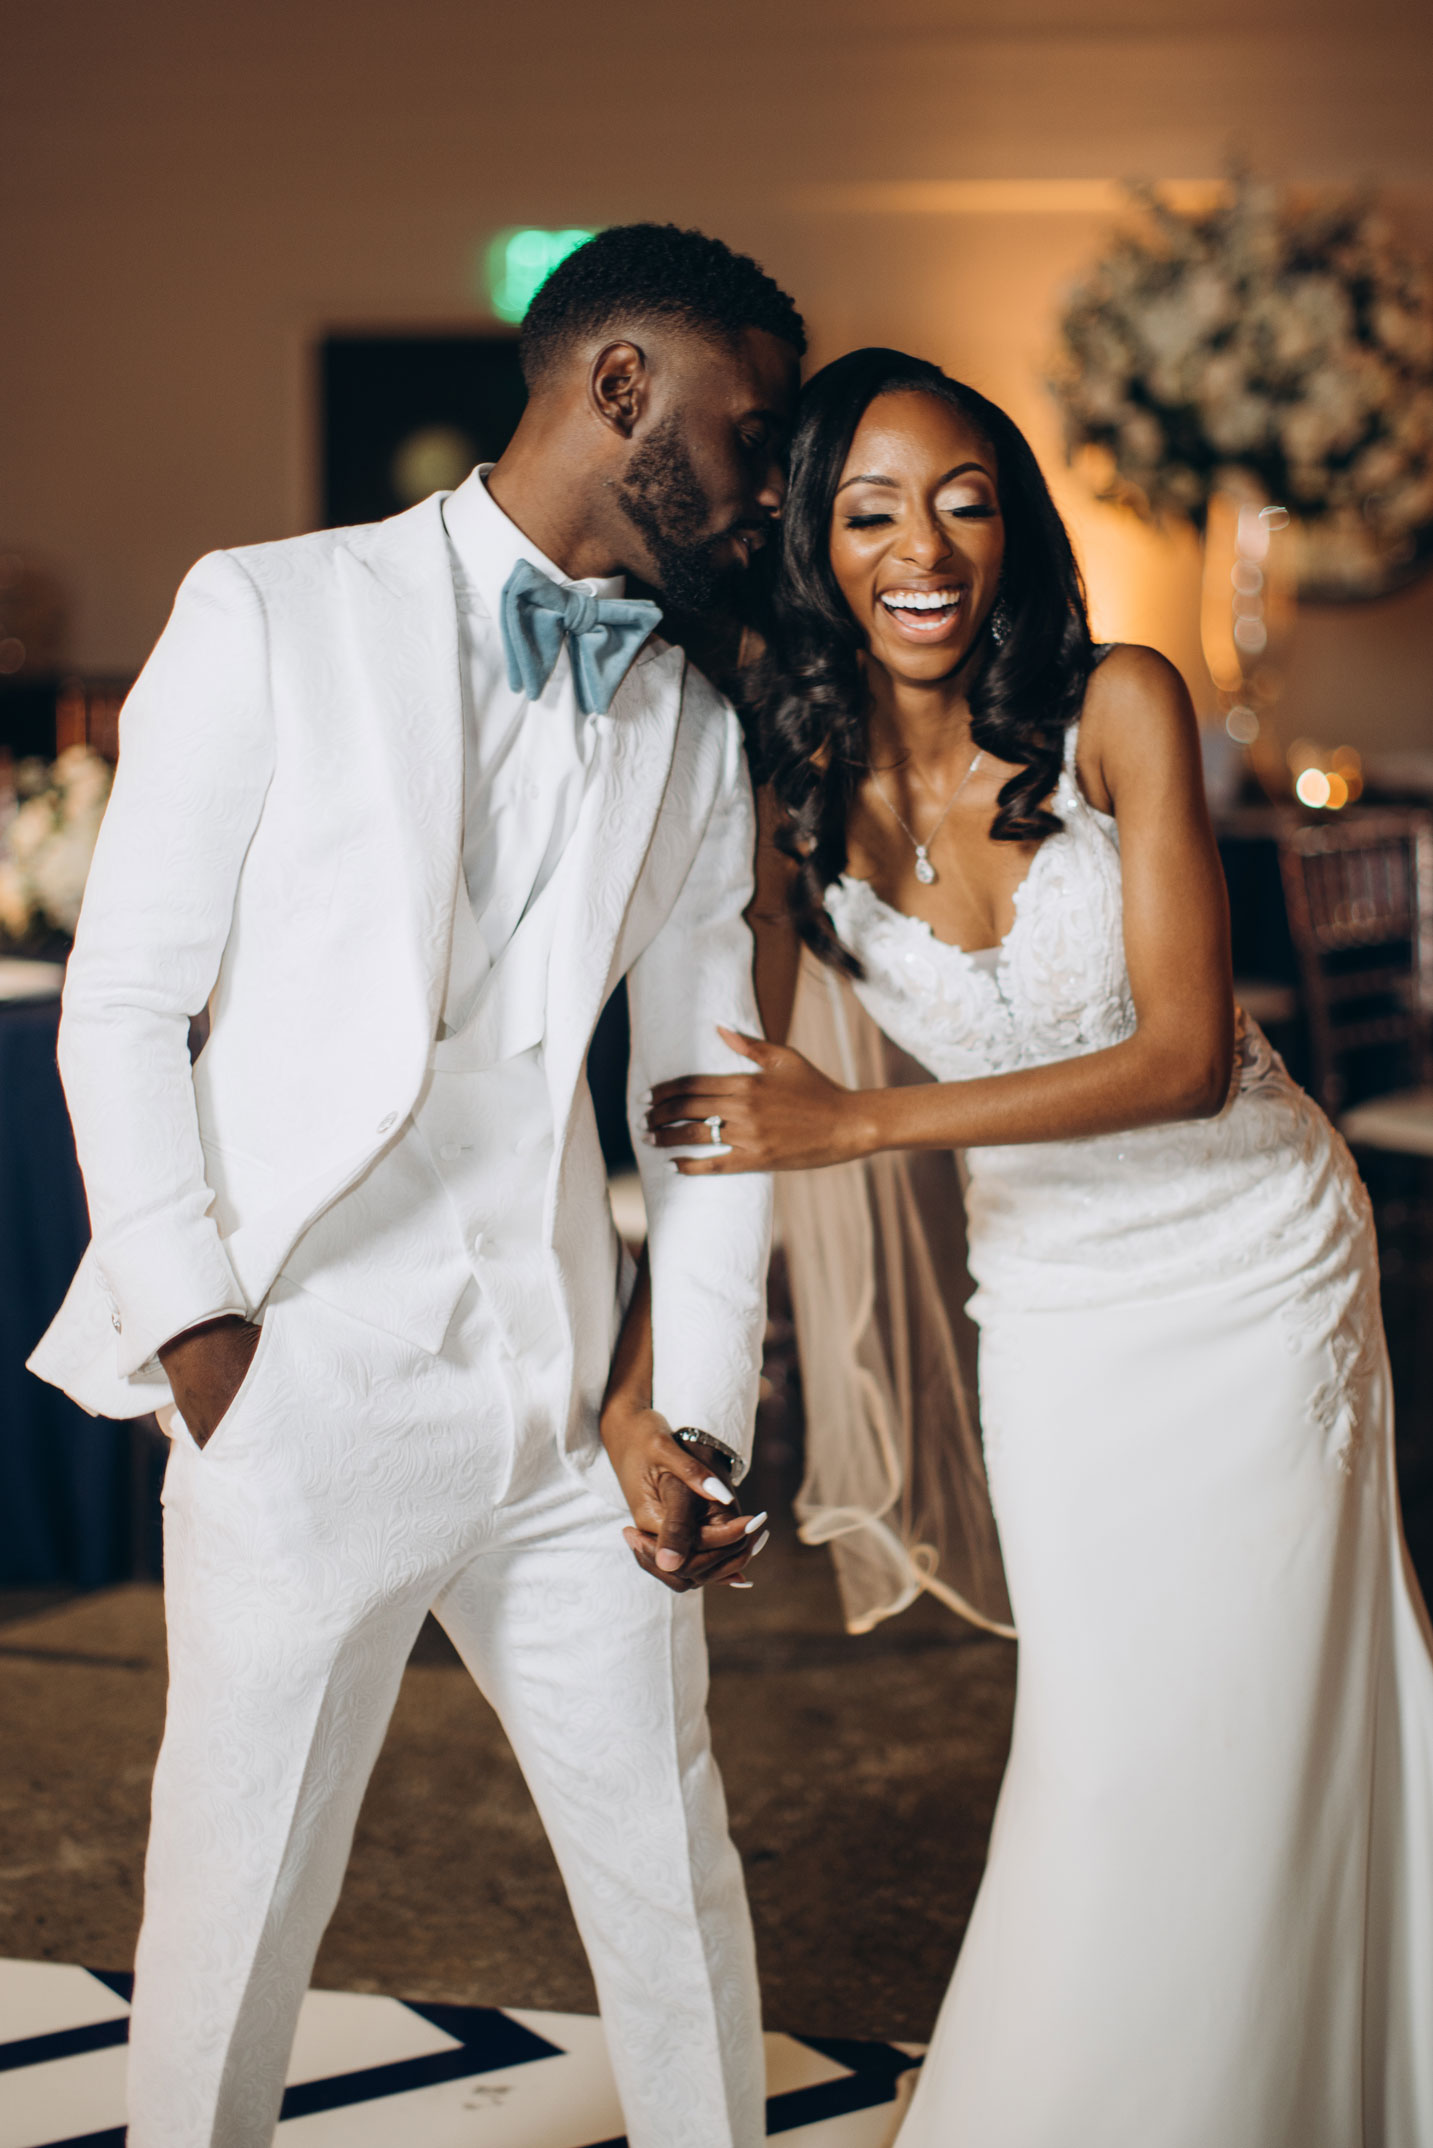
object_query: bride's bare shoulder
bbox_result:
[1084,642,1191,716]
[1077,644,1200,812]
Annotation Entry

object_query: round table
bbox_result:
[0,995,147,1585]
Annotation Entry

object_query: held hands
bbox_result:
[156,1314,261,1449]
[642,1027,875,1174]
[601,1405,769,1594]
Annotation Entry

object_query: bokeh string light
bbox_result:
[1200,491,1295,769]
[1288,739,1364,811]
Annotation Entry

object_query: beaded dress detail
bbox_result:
[826,715,1375,1339]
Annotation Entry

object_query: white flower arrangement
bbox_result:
[1051,175,1433,596]
[0,746,113,942]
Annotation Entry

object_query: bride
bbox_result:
[640,349,1433,2145]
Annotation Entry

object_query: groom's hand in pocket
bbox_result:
[601,1408,766,1594]
[157,1314,262,1450]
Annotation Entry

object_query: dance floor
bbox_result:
[0,1959,921,2147]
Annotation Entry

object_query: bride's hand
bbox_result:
[642,1026,877,1173]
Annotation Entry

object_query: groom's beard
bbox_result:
[616,415,749,620]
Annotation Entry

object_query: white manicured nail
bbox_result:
[641,1130,656,1145]
[749,1529,770,1557]
[730,1578,754,1589]
[642,1089,653,1105]
[743,1510,769,1535]
[702,1475,734,1505]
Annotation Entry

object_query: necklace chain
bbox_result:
[870,746,984,886]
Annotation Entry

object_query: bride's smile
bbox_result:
[829,393,1004,682]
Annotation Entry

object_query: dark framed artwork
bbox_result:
[319,332,528,529]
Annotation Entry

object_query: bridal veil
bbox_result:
[778,953,1013,1637]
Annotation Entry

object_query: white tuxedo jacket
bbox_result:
[30,495,773,1471]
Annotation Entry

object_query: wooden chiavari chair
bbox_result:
[1277,808,1433,1156]
[55,676,129,763]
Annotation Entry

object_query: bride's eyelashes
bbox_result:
[841,505,999,529]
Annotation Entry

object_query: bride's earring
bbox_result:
[988,596,1012,646]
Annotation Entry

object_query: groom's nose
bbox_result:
[755,454,786,516]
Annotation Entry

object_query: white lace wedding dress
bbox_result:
[824,718,1433,2148]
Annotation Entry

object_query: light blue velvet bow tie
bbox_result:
[499,557,662,717]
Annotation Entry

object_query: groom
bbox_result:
[31,223,804,2148]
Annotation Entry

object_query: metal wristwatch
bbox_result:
[671,1426,746,1486]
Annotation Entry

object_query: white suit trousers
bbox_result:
[130,1278,762,2148]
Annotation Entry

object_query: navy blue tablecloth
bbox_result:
[0,995,138,1585]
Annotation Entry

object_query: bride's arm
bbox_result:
[645,650,1236,1172]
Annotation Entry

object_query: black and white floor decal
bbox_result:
[0,1960,922,2146]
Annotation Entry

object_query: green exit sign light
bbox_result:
[486,228,596,324]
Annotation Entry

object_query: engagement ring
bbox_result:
[705,1114,725,1142]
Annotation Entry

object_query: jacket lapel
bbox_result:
[543,639,686,1129]
[335,497,465,1038]
[335,498,684,1132]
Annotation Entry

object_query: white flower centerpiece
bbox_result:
[1051,174,1433,602]
[0,746,113,947]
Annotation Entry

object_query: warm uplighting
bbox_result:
[1295,767,1333,808]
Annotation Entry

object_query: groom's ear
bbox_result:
[589,339,650,439]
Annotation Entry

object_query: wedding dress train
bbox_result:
[817,717,1433,2147]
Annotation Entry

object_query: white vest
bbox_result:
[280,862,569,1368]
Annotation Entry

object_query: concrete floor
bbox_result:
[0,1531,1015,2045]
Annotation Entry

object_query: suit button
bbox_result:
[111,1313,122,1331]
[377,1112,398,1133]
[471,1231,485,1255]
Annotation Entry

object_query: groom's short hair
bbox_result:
[519,223,806,389]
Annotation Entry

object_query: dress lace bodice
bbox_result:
[826,719,1134,1084]
[822,714,1377,1450]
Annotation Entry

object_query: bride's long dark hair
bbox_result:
[755,349,1094,974]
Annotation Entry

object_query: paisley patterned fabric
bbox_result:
[43,493,773,2148]
[824,717,1433,2147]
[130,1281,761,2148]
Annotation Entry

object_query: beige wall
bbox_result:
[3,0,1431,751]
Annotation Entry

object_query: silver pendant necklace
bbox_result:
[871,747,984,886]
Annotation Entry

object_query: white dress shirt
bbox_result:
[440,463,624,1019]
